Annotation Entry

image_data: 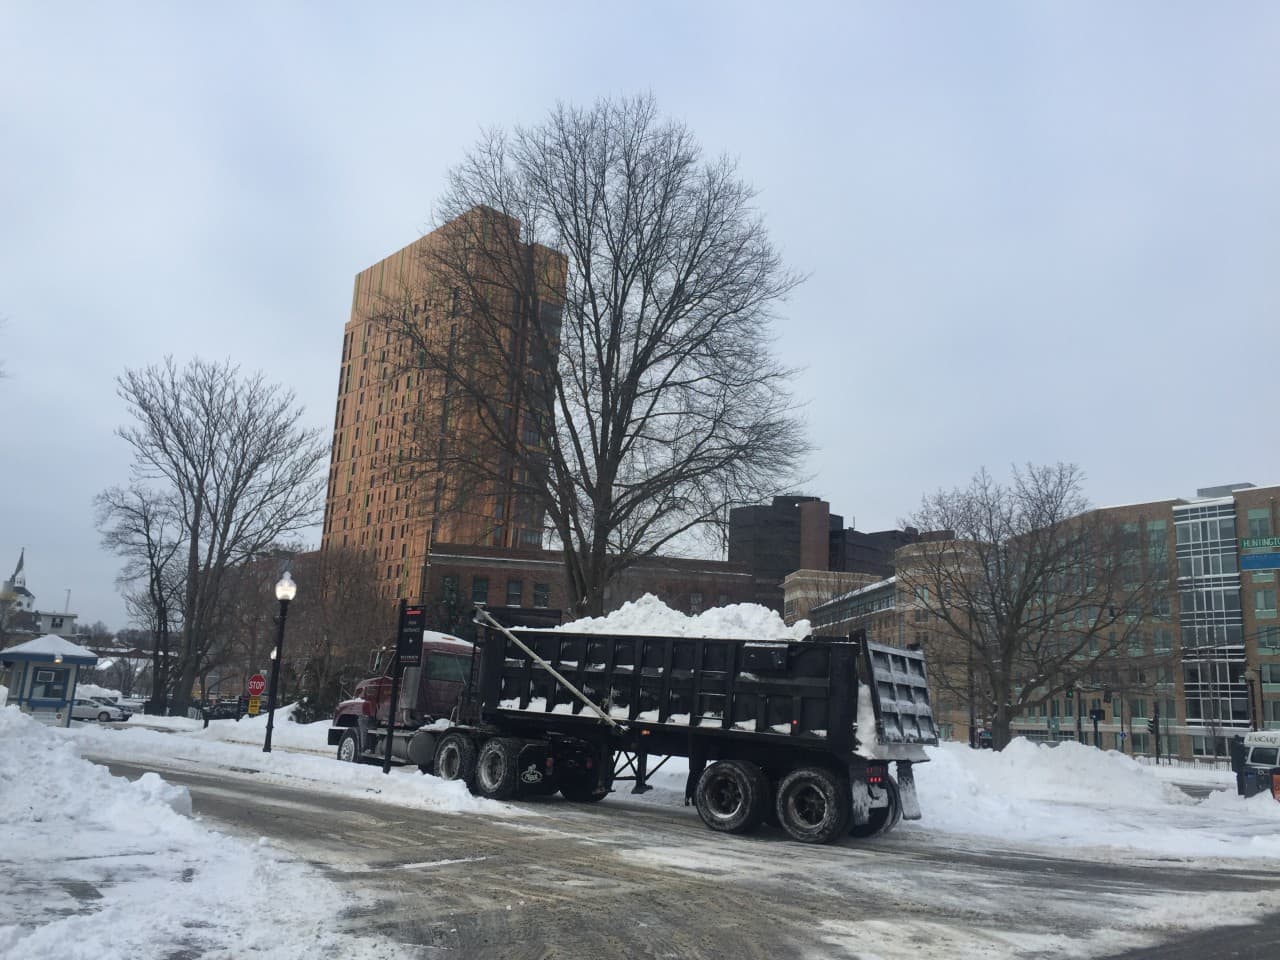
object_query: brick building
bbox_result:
[319,207,566,603]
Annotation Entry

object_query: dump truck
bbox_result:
[329,609,938,844]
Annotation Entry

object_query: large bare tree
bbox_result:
[900,463,1167,750]
[378,95,808,616]
[98,358,327,714]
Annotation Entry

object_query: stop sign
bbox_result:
[247,674,267,697]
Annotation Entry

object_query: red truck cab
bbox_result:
[330,632,473,750]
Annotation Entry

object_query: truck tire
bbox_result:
[694,760,769,834]
[434,732,477,787]
[850,778,899,838]
[337,728,363,763]
[474,737,521,800]
[775,766,851,844]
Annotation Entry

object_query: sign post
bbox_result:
[382,600,426,774]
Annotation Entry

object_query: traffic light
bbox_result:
[1147,717,1158,735]
[1065,688,1074,700]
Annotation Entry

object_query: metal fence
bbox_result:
[1133,755,1232,771]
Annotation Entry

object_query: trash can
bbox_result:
[1241,768,1262,798]
[1272,769,1280,803]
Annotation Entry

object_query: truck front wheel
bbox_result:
[337,728,363,763]
[474,738,521,800]
[695,760,769,834]
[776,767,851,844]
[434,732,477,788]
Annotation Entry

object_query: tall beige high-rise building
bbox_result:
[320,207,566,602]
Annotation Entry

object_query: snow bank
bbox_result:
[560,592,809,639]
[907,739,1280,858]
[0,706,411,959]
[66,710,528,819]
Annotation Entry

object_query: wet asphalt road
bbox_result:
[96,756,1280,960]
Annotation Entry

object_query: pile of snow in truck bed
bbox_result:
[557,592,810,639]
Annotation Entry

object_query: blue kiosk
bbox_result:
[0,634,99,726]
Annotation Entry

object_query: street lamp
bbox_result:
[262,571,297,753]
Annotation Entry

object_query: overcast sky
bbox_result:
[3,2,1278,631]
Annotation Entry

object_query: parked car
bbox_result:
[91,696,133,718]
[70,698,129,722]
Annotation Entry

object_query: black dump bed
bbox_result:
[470,626,937,761]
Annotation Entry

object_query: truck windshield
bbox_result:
[1249,747,1279,767]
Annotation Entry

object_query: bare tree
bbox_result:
[212,547,391,717]
[97,484,185,712]
[99,357,327,714]
[378,95,808,616]
[287,547,393,716]
[900,463,1166,750]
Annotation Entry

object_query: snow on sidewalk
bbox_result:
[0,706,415,959]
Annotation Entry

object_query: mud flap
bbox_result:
[896,761,922,820]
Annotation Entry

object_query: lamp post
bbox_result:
[263,571,297,754]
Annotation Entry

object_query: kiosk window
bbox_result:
[31,668,69,700]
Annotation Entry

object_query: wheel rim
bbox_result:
[339,736,356,761]
[707,774,745,820]
[438,745,459,780]
[788,784,828,828]
[479,750,503,791]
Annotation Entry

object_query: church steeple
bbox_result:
[11,548,25,589]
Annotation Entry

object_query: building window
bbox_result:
[1256,589,1277,619]
[1247,509,1273,539]
[533,583,550,608]
[690,592,703,615]
[1261,664,1280,684]
[506,579,523,607]
[472,577,489,604]
[1259,626,1280,651]
[1153,628,1173,652]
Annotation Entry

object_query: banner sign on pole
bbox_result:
[396,601,426,667]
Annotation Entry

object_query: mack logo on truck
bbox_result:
[520,765,544,784]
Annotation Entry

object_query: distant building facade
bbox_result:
[1,550,79,646]
[812,484,1280,760]
[729,495,919,613]
[420,543,754,638]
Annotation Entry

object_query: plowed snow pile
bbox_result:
[0,706,409,959]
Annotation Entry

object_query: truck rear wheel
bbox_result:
[337,728,363,763]
[850,778,899,838]
[695,760,769,834]
[474,737,521,800]
[434,732,477,788]
[776,766,850,844]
